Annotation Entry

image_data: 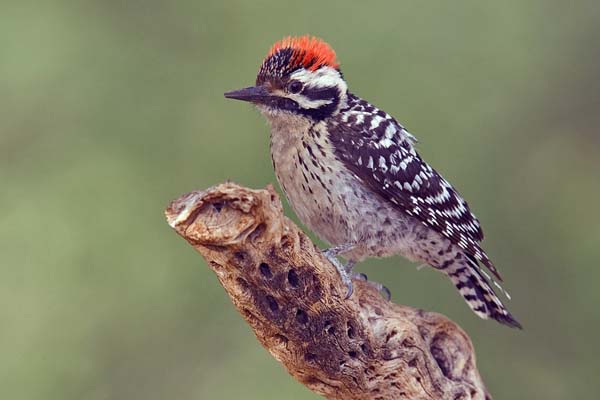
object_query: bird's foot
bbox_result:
[322,244,390,300]
[349,272,392,301]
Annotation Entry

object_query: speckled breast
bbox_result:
[269,122,412,259]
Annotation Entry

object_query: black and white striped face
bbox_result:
[260,66,348,121]
[225,66,348,122]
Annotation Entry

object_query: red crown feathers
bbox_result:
[267,36,339,71]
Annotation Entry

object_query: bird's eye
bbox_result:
[287,80,303,94]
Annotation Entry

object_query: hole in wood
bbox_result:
[273,334,288,345]
[287,269,299,287]
[234,251,248,263]
[249,223,266,241]
[386,330,398,342]
[296,309,308,324]
[266,295,278,313]
[280,234,292,250]
[347,321,356,338]
[259,262,272,278]
[209,261,224,273]
[325,321,335,335]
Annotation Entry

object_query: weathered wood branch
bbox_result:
[165,182,491,400]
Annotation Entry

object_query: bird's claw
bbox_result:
[350,272,391,300]
[380,285,392,301]
[370,281,391,301]
[344,280,354,299]
[351,272,368,281]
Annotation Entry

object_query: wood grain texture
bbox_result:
[165,182,491,400]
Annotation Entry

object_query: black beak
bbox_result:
[224,85,270,103]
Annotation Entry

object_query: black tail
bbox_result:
[446,255,522,329]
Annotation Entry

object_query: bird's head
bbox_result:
[225,36,348,122]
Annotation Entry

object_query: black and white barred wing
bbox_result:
[328,104,501,280]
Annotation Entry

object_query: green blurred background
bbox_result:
[2,1,599,399]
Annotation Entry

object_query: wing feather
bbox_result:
[329,95,501,280]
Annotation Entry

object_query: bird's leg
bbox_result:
[323,255,354,299]
[321,244,391,300]
[322,243,356,298]
[322,242,355,258]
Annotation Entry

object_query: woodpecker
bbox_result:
[225,36,521,328]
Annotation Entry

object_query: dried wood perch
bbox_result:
[165,182,491,400]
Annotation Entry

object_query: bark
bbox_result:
[165,182,491,400]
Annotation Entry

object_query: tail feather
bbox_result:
[446,255,522,329]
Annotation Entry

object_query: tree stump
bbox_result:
[165,182,491,400]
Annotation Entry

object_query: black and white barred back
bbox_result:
[328,94,521,328]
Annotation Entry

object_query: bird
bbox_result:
[224,35,521,328]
